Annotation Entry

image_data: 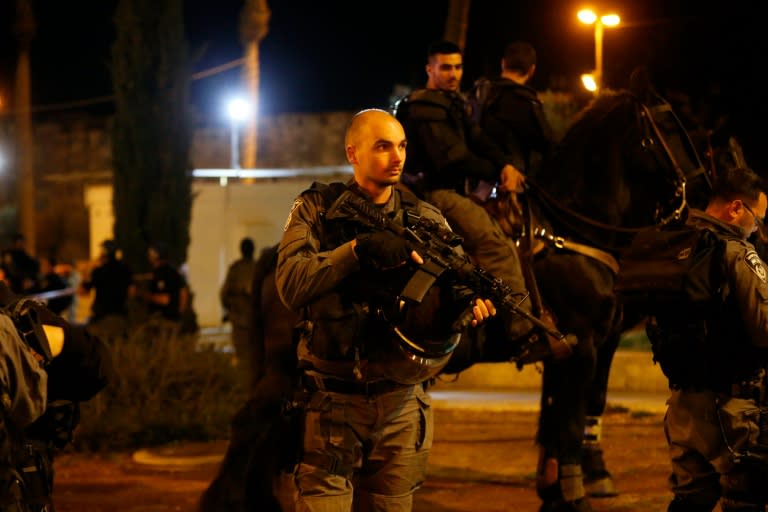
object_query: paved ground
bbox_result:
[50,388,678,511]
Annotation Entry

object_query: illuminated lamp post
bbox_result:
[226,97,252,174]
[577,9,620,93]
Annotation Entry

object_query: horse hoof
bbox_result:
[584,476,619,498]
[538,498,594,512]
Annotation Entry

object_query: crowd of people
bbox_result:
[0,235,194,338]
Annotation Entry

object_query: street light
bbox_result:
[226,97,252,179]
[578,8,620,92]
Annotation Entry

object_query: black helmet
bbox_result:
[377,285,462,385]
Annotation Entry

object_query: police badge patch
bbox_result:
[745,250,767,283]
[283,198,303,231]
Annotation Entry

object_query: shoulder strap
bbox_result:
[405,89,453,109]
[395,183,420,209]
[308,181,349,209]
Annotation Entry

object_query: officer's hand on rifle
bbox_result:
[470,297,496,327]
[354,231,422,270]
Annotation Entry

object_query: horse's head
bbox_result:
[533,74,706,248]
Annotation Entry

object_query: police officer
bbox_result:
[80,239,135,336]
[275,109,495,511]
[654,167,768,511]
[469,40,555,177]
[219,237,257,374]
[0,282,113,511]
[393,40,551,351]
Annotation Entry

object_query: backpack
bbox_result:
[615,223,727,312]
[614,222,729,385]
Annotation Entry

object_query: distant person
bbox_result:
[36,255,73,316]
[144,242,189,325]
[80,240,134,337]
[220,237,257,368]
[1,232,40,294]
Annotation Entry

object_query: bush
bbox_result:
[75,320,246,452]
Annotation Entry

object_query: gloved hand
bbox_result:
[354,231,411,270]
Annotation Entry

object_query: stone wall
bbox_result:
[0,110,355,259]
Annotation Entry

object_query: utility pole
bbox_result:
[239,0,271,169]
[443,0,471,52]
[15,0,36,254]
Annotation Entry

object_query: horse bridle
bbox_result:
[525,94,703,273]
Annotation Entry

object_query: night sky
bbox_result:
[0,0,766,165]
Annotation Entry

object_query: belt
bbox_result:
[303,374,409,396]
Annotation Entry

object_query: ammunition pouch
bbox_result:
[646,317,712,388]
[717,396,768,472]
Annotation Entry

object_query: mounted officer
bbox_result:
[393,41,573,368]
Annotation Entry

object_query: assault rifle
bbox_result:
[337,191,576,362]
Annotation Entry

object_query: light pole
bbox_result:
[226,97,252,171]
[578,9,620,92]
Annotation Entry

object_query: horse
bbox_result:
[493,73,712,506]
[199,74,711,511]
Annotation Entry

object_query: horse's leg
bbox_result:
[581,328,621,498]
[536,336,597,512]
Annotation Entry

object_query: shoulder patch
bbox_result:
[283,198,303,231]
[745,250,767,283]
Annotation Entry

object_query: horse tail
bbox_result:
[248,244,280,387]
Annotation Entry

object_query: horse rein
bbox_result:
[521,95,702,274]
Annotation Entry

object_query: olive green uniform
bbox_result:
[276,181,467,512]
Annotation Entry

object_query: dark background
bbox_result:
[0,0,765,166]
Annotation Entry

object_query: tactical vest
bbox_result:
[393,89,469,192]
[301,182,421,361]
[297,182,462,384]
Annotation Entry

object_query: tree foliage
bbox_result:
[111,0,192,272]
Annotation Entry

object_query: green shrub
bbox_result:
[75,320,246,452]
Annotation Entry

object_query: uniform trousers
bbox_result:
[665,388,768,510]
[294,383,432,512]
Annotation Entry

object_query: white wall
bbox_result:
[84,174,350,327]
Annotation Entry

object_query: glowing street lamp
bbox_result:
[580,74,598,93]
[578,9,620,92]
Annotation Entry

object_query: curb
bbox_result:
[132,440,227,469]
